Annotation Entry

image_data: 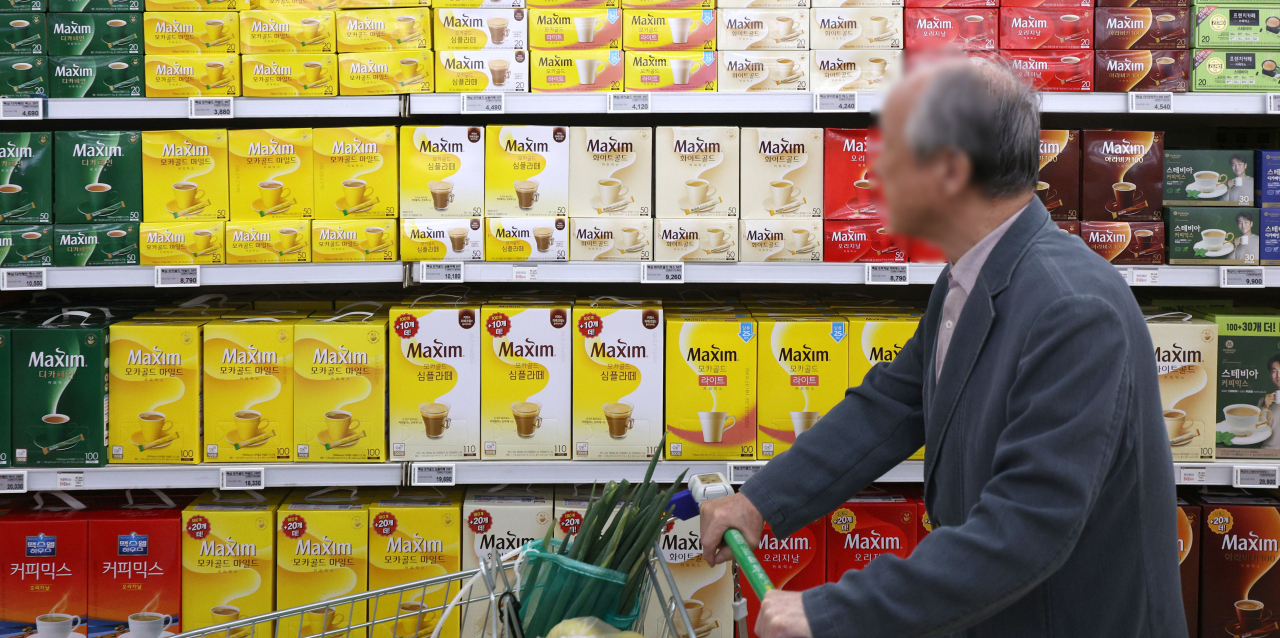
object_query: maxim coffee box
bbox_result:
[808,50,899,92]
[756,316,846,458]
[0,56,48,98]
[623,50,718,91]
[367,489,464,638]
[484,125,569,218]
[623,9,717,50]
[1168,207,1260,265]
[655,126,740,218]
[479,301,573,459]
[1196,491,1280,638]
[528,8,623,49]
[54,223,140,266]
[740,218,822,261]
[1037,130,1080,221]
[570,299,664,459]
[1177,498,1200,638]
[1000,50,1093,91]
[568,218,653,260]
[811,8,904,49]
[719,51,810,91]
[1082,129,1165,221]
[0,131,52,226]
[49,14,142,56]
[999,7,1093,49]
[400,126,485,220]
[1095,7,1187,49]
[484,218,568,261]
[49,55,144,98]
[664,314,757,460]
[903,8,998,49]
[746,521,826,638]
[400,218,485,261]
[716,9,808,50]
[1190,308,1280,459]
[654,219,740,261]
[741,127,823,219]
[1080,221,1164,264]
[461,486,553,638]
[824,218,909,262]
[1146,315,1218,461]
[824,128,875,219]
[1164,150,1254,206]
[55,130,143,224]
[568,126,652,218]
[1094,50,1189,92]
[826,491,916,580]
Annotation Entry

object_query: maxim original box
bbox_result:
[1094,50,1189,92]
[1001,50,1093,91]
[904,8,997,49]
[823,217,908,262]
[824,128,874,219]
[998,7,1093,49]
[1167,207,1260,265]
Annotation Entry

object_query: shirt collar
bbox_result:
[947,203,1029,295]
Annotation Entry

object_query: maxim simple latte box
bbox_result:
[401,126,486,219]
[571,299,664,459]
[485,217,568,260]
[400,218,485,260]
[480,300,573,459]
[484,125,570,218]
[435,50,529,92]
[389,302,483,461]
[434,8,528,49]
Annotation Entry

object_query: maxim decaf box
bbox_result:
[809,50,899,92]
[368,489,464,638]
[0,13,45,56]
[529,8,622,49]
[142,129,231,222]
[435,8,527,49]
[655,126,739,218]
[337,8,432,52]
[145,53,242,97]
[719,51,810,91]
[55,130,143,225]
[293,314,389,462]
[746,521,826,638]
[0,131,53,226]
[401,218,485,261]
[87,496,188,638]
[1081,129,1164,222]
[0,499,90,638]
[276,489,371,638]
[654,218,739,261]
[242,53,338,97]
[461,486,552,636]
[312,220,398,262]
[229,128,314,220]
[622,9,716,50]
[571,299,663,459]
[485,125,569,218]
[49,55,144,98]
[54,223,140,266]
[568,126,652,217]
[144,13,240,55]
[48,13,142,56]
[480,300,573,459]
[741,127,823,219]
[1146,314,1217,462]
[485,218,568,261]
[530,49,624,91]
[623,50,717,91]
[827,492,917,577]
[0,225,52,267]
[0,56,48,98]
[642,515,734,638]
[389,302,483,461]
[202,318,297,462]
[665,314,757,460]
[568,218,652,260]
[1192,308,1280,459]
[315,126,398,220]
[717,8,808,49]
[401,126,486,220]
[1037,129,1080,221]
[1197,492,1280,638]
[740,218,822,261]
[757,316,847,459]
[338,50,434,94]
[226,219,313,263]
[239,11,337,54]
[108,319,205,464]
[435,50,528,92]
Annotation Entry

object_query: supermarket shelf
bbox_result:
[448,460,923,484]
[416,261,946,284]
[43,262,407,289]
[45,96,403,120]
[20,463,404,491]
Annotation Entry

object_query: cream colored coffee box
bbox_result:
[241,53,339,97]
[401,126,486,219]
[623,50,717,91]
[313,220,399,262]
[226,219,313,263]
[240,11,337,54]
[740,219,822,262]
[716,0,807,8]
[643,515,734,638]
[528,8,622,49]
[621,9,717,50]
[811,8,903,49]
[275,488,371,638]
[293,315,389,462]
[756,316,848,459]
[1148,315,1217,462]
[571,299,663,459]
[435,9,528,49]
[389,302,483,461]
[435,0,522,10]
[257,0,336,10]
[655,126,739,218]
[718,9,809,49]
[480,301,573,459]
[436,50,529,91]
[203,318,296,462]
[337,8,432,52]
[182,489,289,638]
[338,0,431,8]
[144,13,241,54]
[568,126,652,217]
[338,51,434,94]
[569,218,652,260]
[665,313,757,460]
[718,51,809,91]
[143,129,230,222]
[809,49,900,91]
[530,49,624,91]
[108,319,204,464]
[315,126,398,219]
[741,127,823,219]
[655,219,739,262]
[140,221,227,265]
[485,125,570,218]
[401,218,485,261]
[550,485,624,540]
[460,486,552,637]
[485,218,568,261]
[144,54,242,98]
[229,128,314,220]
[368,488,464,638]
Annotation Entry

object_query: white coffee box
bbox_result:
[462,486,554,638]
[401,126,486,219]
[655,126,740,219]
[569,218,653,260]
[568,127,653,218]
[741,127,824,219]
[654,218,740,261]
[740,218,822,262]
[718,51,809,91]
[809,49,900,91]
[810,8,903,49]
[642,515,734,638]
[717,9,809,49]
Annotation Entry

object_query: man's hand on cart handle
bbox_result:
[699,492,764,567]
[758,591,814,638]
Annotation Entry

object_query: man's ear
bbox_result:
[935,147,973,199]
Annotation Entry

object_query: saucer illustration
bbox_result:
[1193,240,1235,258]
[1217,420,1273,446]
[130,431,174,449]
[1187,183,1227,199]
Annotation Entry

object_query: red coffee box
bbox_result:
[745,520,826,638]
[1196,491,1280,638]
[1177,497,1200,638]
[0,494,91,638]
[87,493,187,638]
[1095,8,1189,50]
[909,238,946,262]
[1098,0,1186,6]
[1082,129,1164,222]
[1056,221,1081,235]
[1094,50,1189,92]
[824,218,909,262]
[1000,50,1094,91]
[1038,130,1081,221]
[904,0,997,7]
[1002,0,1091,8]
[1080,221,1165,265]
[824,128,876,219]
[826,491,916,581]
[904,8,998,49]
[1000,8,1094,49]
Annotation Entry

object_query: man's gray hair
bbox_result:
[905,58,1040,199]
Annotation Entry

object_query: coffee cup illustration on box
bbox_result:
[419,401,450,438]
[512,401,541,437]
[127,612,174,638]
[36,614,81,638]
[315,409,364,449]
[764,179,805,215]
[603,402,633,438]
[697,410,735,443]
[592,177,632,213]
[681,178,720,214]
[229,408,276,448]
[514,180,539,209]
[489,58,510,85]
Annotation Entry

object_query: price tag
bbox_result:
[1,268,45,291]
[1221,266,1265,288]
[0,98,42,120]
[220,467,265,490]
[727,463,765,484]
[188,97,234,119]
[0,470,27,493]
[1131,268,1160,286]
[1128,92,1173,112]
[641,262,684,284]
[417,262,464,283]
[410,463,456,487]
[1178,466,1208,485]
[155,265,200,288]
[607,93,651,113]
[1268,94,1280,115]
[1234,465,1280,488]
[512,265,537,282]
[462,93,504,114]
[813,92,858,112]
[57,472,84,490]
[865,263,909,285]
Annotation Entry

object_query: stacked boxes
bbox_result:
[567,126,654,260]
[654,125,740,261]
[529,7,624,92]
[434,6,525,91]
[1192,6,1280,92]
[483,124,569,261]
[622,6,718,91]
[822,128,909,262]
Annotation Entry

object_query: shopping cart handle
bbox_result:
[675,474,777,602]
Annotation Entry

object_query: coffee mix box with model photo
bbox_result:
[312,220,398,262]
[0,56,48,98]
[624,50,718,91]
[54,223,140,266]
[389,301,482,461]
[49,55,144,98]
[368,489,464,638]
[756,316,848,459]
[528,8,623,49]
[337,7,432,52]
[1037,130,1080,221]
[642,514,734,638]
[824,128,874,219]
[48,13,142,56]
[716,9,808,50]
[142,129,230,222]
[1192,50,1280,92]
[529,49,624,91]
[746,521,826,638]
[1190,308,1280,458]
[0,225,52,267]
[571,299,663,459]
[1094,50,1189,92]
[229,128,314,220]
[741,127,823,219]
[808,50,898,91]
[0,131,52,226]
[719,51,810,91]
[1146,315,1217,462]
[622,9,716,50]
[827,492,917,577]
[435,50,529,92]
[485,125,569,218]
[401,126,485,219]
[293,315,388,462]
[202,317,297,462]
[1080,221,1164,264]
[480,300,573,459]
[145,54,242,97]
[108,319,204,464]
[740,219,823,261]
[434,9,527,49]
[1193,6,1280,49]
[568,218,653,260]
[811,8,904,49]
[1082,129,1164,221]
[903,8,998,49]
[0,499,90,638]
[1262,209,1280,264]
[568,126,652,217]
[56,130,142,224]
[1094,7,1188,49]
[1195,492,1280,638]
[1177,499,1200,637]
[655,219,740,261]
[338,50,434,94]
[401,218,485,261]
[1000,50,1094,91]
[239,11,337,54]
[665,314,757,460]
[275,489,371,638]
[226,219,312,263]
[824,218,909,262]
[999,7,1093,48]
[1164,150,1254,206]
[655,126,740,218]
[87,495,187,638]
[241,53,339,97]
[461,486,552,637]
[144,13,240,55]
[314,126,397,219]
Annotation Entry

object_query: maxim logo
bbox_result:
[480,532,535,551]
[127,347,182,366]
[630,15,666,25]
[251,19,290,32]
[347,18,384,30]
[1087,230,1127,243]
[156,63,194,76]
[869,342,901,362]
[673,137,719,153]
[406,339,463,358]
[56,64,94,78]
[73,142,121,157]
[349,61,389,74]
[221,346,278,364]
[590,339,646,358]
[53,21,90,34]
[1154,344,1202,364]
[409,228,445,240]
[726,60,765,71]
[1221,532,1279,552]
[199,538,256,557]
[312,346,367,365]
[1039,140,1061,155]
[419,138,464,153]
[496,227,530,239]
[504,138,549,153]
[29,348,86,368]
[0,238,10,248]
[254,63,292,76]
[576,227,613,241]
[842,138,866,152]
[1104,16,1144,30]
[1010,59,1047,70]
[632,56,667,67]
[536,14,570,25]
[913,18,951,29]
[1010,17,1048,28]
[247,139,295,156]
[778,345,828,362]
[154,20,193,33]
[295,536,353,556]
[830,230,866,241]
[60,233,97,246]
[319,228,356,240]
[0,142,33,159]
[661,531,702,552]
[820,59,857,72]
[442,14,483,28]
[724,18,764,29]
[385,533,443,553]
[821,17,859,29]
[758,532,809,551]
[498,338,554,358]
[444,56,484,71]
[746,229,783,242]
[1101,139,1149,156]
[661,228,698,241]
[844,530,901,550]
[538,56,574,67]
[162,140,209,157]
[586,137,634,153]
[1106,59,1145,72]
[233,229,270,241]
[757,139,804,155]
[685,344,736,362]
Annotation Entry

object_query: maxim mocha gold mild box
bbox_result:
[567,126,652,218]
[294,314,389,462]
[757,315,847,459]
[665,314,758,461]
[315,126,398,219]
[485,125,570,218]
[337,7,432,52]
[108,319,204,464]
[145,53,242,97]
[276,488,371,638]
[140,221,226,264]
[239,11,337,54]
[368,488,464,638]
[401,218,485,261]
[312,220,398,261]
[389,301,483,461]
[144,13,240,55]
[741,127,823,219]
[226,219,313,263]
[202,317,296,462]
[142,129,230,222]
[480,300,573,459]
[1146,314,1216,462]
[401,126,486,219]
[229,128,314,220]
[571,299,663,459]
[461,486,553,638]
[241,53,338,97]
[338,50,434,94]
[655,126,740,218]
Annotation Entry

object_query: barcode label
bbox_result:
[1178,466,1208,485]
[642,262,684,283]
[462,93,504,114]
[2,268,45,291]
[418,262,464,282]
[220,467,265,490]
[155,265,201,288]
[189,97,234,119]
[513,265,537,281]
[0,471,26,493]
[1131,268,1160,286]
[410,463,456,487]
[865,263,909,285]
[57,472,84,490]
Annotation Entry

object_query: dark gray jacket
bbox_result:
[740,200,1185,638]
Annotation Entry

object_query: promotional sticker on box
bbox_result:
[461,487,553,636]
[1164,150,1254,206]
[435,50,529,92]
[49,13,141,56]
[529,8,622,49]
[1001,50,1093,91]
[999,7,1093,48]
[480,300,573,460]
[719,51,809,91]
[400,126,485,219]
[1037,129,1080,221]
[1191,308,1280,459]
[108,319,204,463]
[530,49,624,91]
[655,126,739,218]
[571,299,663,459]
[1094,7,1188,49]
[903,8,997,48]
[0,56,48,98]
[716,9,807,49]
[654,218,740,261]
[485,218,568,261]
[389,302,483,461]
[568,126,652,217]
[741,127,823,219]
[203,317,297,462]
[568,217,652,260]
[665,314,757,460]
[368,489,464,638]
[143,129,230,222]
[624,50,717,91]
[0,131,52,225]
[241,53,338,97]
[140,221,226,265]
[401,218,485,261]
[337,7,431,52]
[145,53,242,97]
[811,8,903,49]
[144,13,240,54]
[485,125,569,217]
[435,8,527,49]
[827,493,917,577]
[808,49,897,91]
[49,55,144,98]
[1094,49,1188,92]
[229,128,314,220]
[240,11,336,54]
[226,219,313,263]
[275,489,371,638]
[1167,207,1260,265]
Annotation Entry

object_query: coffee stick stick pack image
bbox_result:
[665,314,758,460]
[229,128,315,221]
[757,316,849,459]
[389,301,483,461]
[275,488,372,638]
[571,298,664,460]
[400,126,486,220]
[367,488,464,638]
[108,319,205,464]
[143,129,230,223]
[202,318,296,462]
[314,126,398,220]
[293,313,389,462]
[480,300,573,460]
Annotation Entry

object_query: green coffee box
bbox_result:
[0,0,44,13]
[49,14,143,56]
[0,56,46,97]
[0,131,52,226]
[54,223,138,266]
[1165,150,1255,206]
[1167,207,1261,264]
[55,130,142,224]
[0,14,46,56]
[0,320,14,468]
[49,0,141,13]
[12,313,111,468]
[49,54,143,98]
[0,225,52,267]
[1193,5,1280,48]
[1191,307,1280,459]
[1192,49,1280,91]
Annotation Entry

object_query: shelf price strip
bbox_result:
[608,93,651,113]
[462,93,504,114]
[57,472,84,489]
[1234,465,1280,488]
[0,471,26,493]
[1131,268,1160,286]
[727,463,765,484]
[155,265,201,288]
[410,463,456,487]
[0,98,42,120]
[220,467,265,490]
[642,262,684,284]
[1221,266,1265,288]
[513,265,537,282]
[1128,92,1172,113]
[189,97,234,119]
[865,264,909,285]
[1268,94,1280,115]
[1178,466,1208,485]
[813,93,858,113]
[417,262,464,283]
[1,268,45,291]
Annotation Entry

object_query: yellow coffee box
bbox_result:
[229,128,314,220]
[388,301,483,461]
[568,126,651,217]
[314,126,398,220]
[144,13,240,55]
[145,54,241,97]
[529,8,622,49]
[240,11,337,55]
[434,8,527,49]
[312,220,398,262]
[435,50,528,92]
[293,314,388,462]
[530,49,623,91]
[718,51,809,92]
[142,129,231,222]
[203,317,297,462]
[654,219,740,262]
[181,489,289,638]
[147,0,240,12]
[624,50,716,91]
[108,318,204,464]
[367,488,464,638]
[227,220,312,264]
[622,0,711,9]
[622,9,716,50]
[435,0,519,9]
[741,127,822,219]
[401,218,485,261]
[485,218,568,261]
[568,217,652,260]
[480,300,573,459]
[810,8,903,49]
[485,125,570,217]
[401,126,485,220]
[848,314,922,460]
[665,313,758,460]
[338,51,434,94]
[256,298,334,311]
[276,488,372,638]
[740,218,821,262]
[337,8,431,52]
[140,221,227,265]
[755,315,847,459]
[134,308,233,320]
[258,0,337,9]
[717,9,809,50]
[241,53,339,97]
[571,298,663,459]
[655,126,739,218]
[338,0,431,8]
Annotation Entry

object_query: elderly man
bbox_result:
[701,59,1184,637]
